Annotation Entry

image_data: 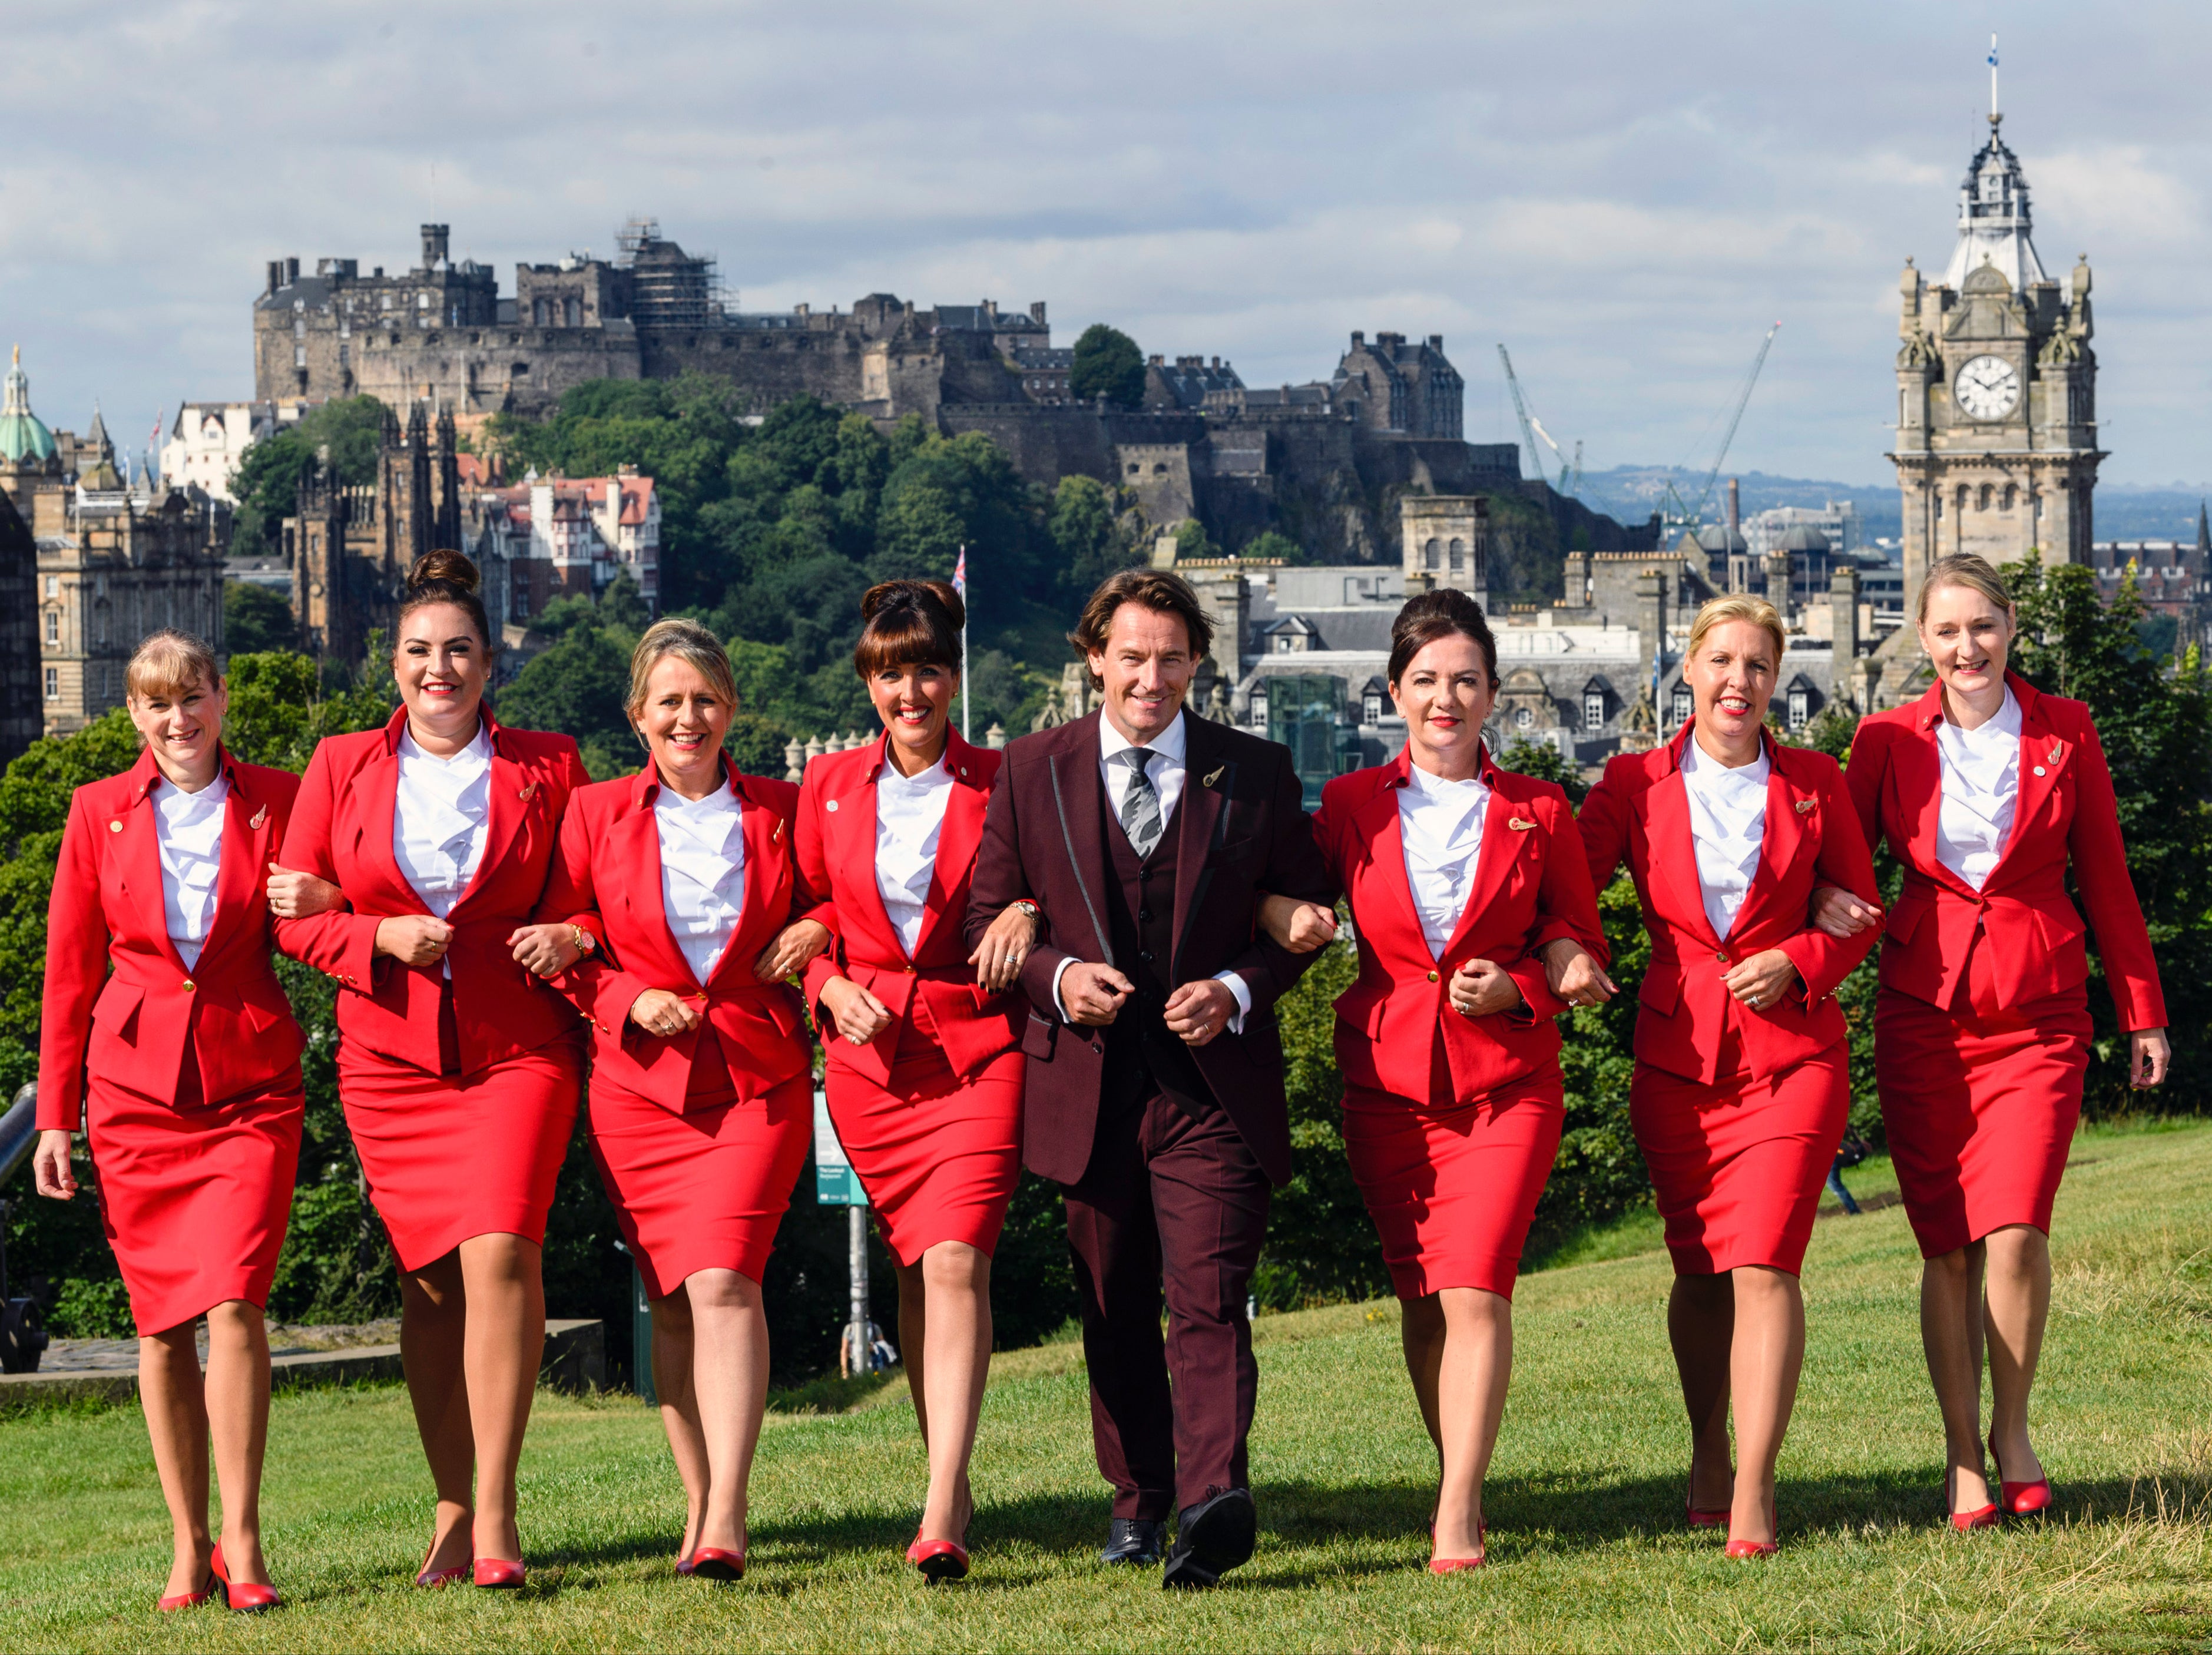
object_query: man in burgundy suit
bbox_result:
[967,569,1332,1589]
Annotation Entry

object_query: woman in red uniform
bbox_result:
[793,581,1041,1582]
[534,617,830,1581]
[1257,588,1612,1573]
[1816,554,2167,1528]
[269,551,588,1589]
[1577,594,1879,1557]
[33,631,309,1613]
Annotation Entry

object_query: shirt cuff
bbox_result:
[1052,955,1079,1024]
[1212,969,1251,1035]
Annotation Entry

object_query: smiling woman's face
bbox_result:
[635,654,733,796]
[393,602,487,736]
[1684,618,1779,755]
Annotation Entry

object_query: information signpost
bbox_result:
[813,1089,881,1376]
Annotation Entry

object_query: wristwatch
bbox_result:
[1010,900,1042,921]
[569,924,597,957]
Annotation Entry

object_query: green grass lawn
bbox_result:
[2,1120,2208,1653]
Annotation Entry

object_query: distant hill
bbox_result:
[1571,468,2208,547]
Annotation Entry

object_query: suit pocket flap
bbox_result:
[1886,891,1932,945]
[91,978,145,1038]
[1637,969,1681,1016]
[1021,1010,1058,1060]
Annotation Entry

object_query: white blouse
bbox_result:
[1398,761,1491,959]
[1680,734,1770,941]
[656,781,746,986]
[154,774,228,971]
[875,752,953,956]
[1933,690,2021,891]
[393,723,492,921]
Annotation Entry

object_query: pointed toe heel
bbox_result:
[1988,1430,2053,1515]
[157,1569,216,1613]
[1723,1537,1779,1558]
[416,1540,473,1588]
[472,1558,526,1589]
[908,1532,970,1583]
[1428,1520,1485,1573]
[1945,1467,2001,1531]
[208,1543,282,1612]
[688,1547,746,1583]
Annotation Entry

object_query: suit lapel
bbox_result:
[197,757,265,962]
[709,773,785,989]
[1049,717,1115,965]
[1439,755,1528,962]
[115,767,191,975]
[914,738,989,961]
[1990,678,2062,885]
[455,745,526,916]
[1741,742,1809,928]
[610,786,688,988]
[1643,736,1721,947]
[1352,762,1423,956]
[1171,716,1230,978]
[350,742,423,915]
[842,744,903,959]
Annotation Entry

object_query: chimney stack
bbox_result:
[266,260,283,296]
[1727,477,1741,537]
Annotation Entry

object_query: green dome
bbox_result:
[0,346,55,464]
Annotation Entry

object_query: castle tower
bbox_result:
[1399,495,1489,612]
[1888,110,2101,621]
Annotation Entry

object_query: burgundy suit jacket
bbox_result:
[965,709,1333,1187]
[1846,673,2165,1028]
[1578,721,1879,1085]
[793,730,1022,1085]
[1315,747,1604,1106]
[38,748,304,1130]
[537,763,813,1111]
[274,705,588,1075]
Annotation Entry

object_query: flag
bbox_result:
[952,545,968,598]
[1987,36,1998,68]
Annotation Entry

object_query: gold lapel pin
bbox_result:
[1795,799,1816,815]
[2048,742,2062,764]
[772,818,786,843]
[108,819,123,833]
[1507,816,1536,831]
[519,782,537,802]
[249,805,269,830]
[1203,766,1225,787]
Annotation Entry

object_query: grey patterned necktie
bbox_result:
[1117,747,1164,859]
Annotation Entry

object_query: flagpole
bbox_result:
[1989,34,1999,124]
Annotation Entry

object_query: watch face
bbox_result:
[1954,355,2021,421]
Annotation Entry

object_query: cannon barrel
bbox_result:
[0,1087,35,1189]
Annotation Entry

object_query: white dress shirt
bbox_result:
[154,774,229,971]
[1053,711,1251,1028]
[1680,733,1770,941]
[875,750,953,956]
[1398,760,1490,959]
[393,726,493,985]
[657,780,747,986]
[1933,690,2021,892]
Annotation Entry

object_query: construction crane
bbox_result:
[1661,322,1780,529]
[1496,345,1581,498]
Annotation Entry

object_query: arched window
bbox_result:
[2002,484,2016,511]
[1423,537,1442,571]
[1449,537,1465,573]
[1515,706,1534,730]
[564,297,581,327]
[1978,484,1994,512]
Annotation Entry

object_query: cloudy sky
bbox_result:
[5,1,2207,498]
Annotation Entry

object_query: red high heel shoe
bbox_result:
[1723,1535,1779,1558]
[472,1558,526,1588]
[1686,1481,1731,1530]
[1944,1467,2000,1531]
[157,1565,216,1612]
[908,1531,969,1583]
[416,1538,473,1588]
[674,1551,697,1577]
[1428,1520,1485,1573]
[690,1547,746,1583]
[1988,1431,2053,1516]
[209,1543,282,1612]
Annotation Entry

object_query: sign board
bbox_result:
[813,1090,866,1206]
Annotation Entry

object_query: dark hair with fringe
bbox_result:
[853,580,965,678]
[1387,587,1498,687]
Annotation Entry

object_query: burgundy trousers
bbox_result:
[1061,1083,1271,1521]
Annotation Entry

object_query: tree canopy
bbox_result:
[228,398,390,558]
[1068,324,1145,409]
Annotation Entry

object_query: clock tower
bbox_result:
[1888,114,2101,618]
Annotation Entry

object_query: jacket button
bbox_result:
[1426,969,1439,982]
[181,979,196,992]
[1714,950,1728,962]
[1140,950,1154,963]
[1139,909,1153,922]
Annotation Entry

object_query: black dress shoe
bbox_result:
[1098,1517,1164,1565]
[1161,1487,1256,1590]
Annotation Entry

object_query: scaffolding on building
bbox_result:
[615,216,726,328]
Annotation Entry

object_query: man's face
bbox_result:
[1088,602,1194,745]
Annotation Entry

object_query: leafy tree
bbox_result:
[229,398,389,558]
[1171,519,1221,561]
[872,431,1042,640]
[1068,323,1145,409]
[1241,529,1306,565]
[1047,475,1133,597]
[224,581,296,654]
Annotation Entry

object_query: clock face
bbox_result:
[1954,355,2021,421]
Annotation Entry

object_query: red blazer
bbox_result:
[1846,673,2166,1030]
[1579,722,1880,1085]
[537,762,812,1112]
[38,749,304,1131]
[274,706,588,1076]
[793,731,1022,1086]
[1314,748,1604,1107]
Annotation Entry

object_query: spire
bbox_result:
[0,344,57,464]
[86,401,111,455]
[1943,113,2047,292]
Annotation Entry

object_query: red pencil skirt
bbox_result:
[825,1016,1023,1267]
[337,1025,581,1273]
[589,1072,814,1297]
[1340,1067,1565,1301]
[1875,983,2092,1259]
[85,1065,304,1337]
[1630,1042,1849,1277]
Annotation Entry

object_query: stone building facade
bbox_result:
[1,350,228,738]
